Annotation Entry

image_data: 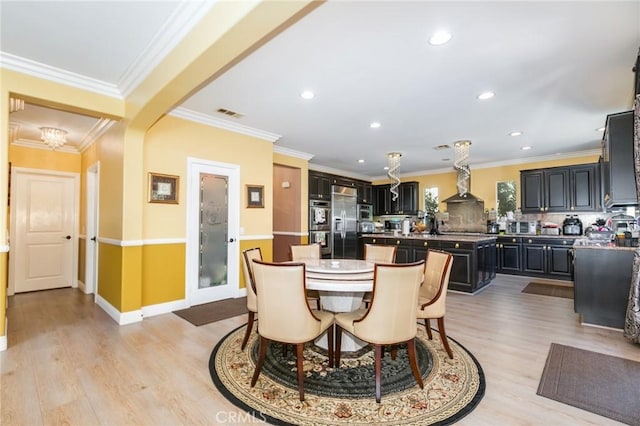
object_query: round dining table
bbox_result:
[302,259,375,352]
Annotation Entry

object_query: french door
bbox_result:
[186,158,239,305]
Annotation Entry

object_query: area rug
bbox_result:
[173,297,247,326]
[537,343,640,425]
[209,324,485,425]
[522,282,574,299]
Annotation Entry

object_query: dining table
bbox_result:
[301,258,375,352]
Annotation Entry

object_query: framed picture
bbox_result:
[149,172,179,204]
[246,185,264,208]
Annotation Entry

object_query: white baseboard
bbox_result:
[78,280,86,293]
[237,288,247,298]
[95,294,143,325]
[142,299,188,318]
[0,320,7,351]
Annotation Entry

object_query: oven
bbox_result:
[309,230,331,255]
[310,200,331,230]
[357,204,373,222]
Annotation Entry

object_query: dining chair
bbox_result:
[240,247,262,350]
[290,243,322,309]
[362,243,397,308]
[250,260,335,401]
[334,260,425,403]
[416,249,454,359]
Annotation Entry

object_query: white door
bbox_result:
[84,162,99,295]
[10,168,78,294]
[186,158,240,305]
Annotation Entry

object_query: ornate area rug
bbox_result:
[209,323,485,425]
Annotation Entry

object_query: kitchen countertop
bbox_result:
[572,238,638,251]
[361,232,497,242]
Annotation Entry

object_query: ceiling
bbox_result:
[2,1,639,179]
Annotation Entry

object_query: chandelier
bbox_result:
[40,127,68,150]
[387,152,402,201]
[453,140,472,196]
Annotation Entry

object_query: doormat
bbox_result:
[522,282,573,299]
[174,297,248,326]
[537,343,640,425]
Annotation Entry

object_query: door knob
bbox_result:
[64,235,71,240]
[228,238,235,243]
[91,236,97,241]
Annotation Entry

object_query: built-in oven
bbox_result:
[309,230,331,255]
[357,204,373,222]
[309,200,331,256]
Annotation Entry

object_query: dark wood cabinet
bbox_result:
[602,111,637,208]
[497,236,522,273]
[309,171,331,200]
[373,181,419,215]
[522,237,575,279]
[357,182,373,204]
[521,163,600,213]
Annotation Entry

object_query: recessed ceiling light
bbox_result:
[357,159,365,163]
[596,127,605,132]
[509,131,522,137]
[370,122,381,129]
[521,146,532,151]
[429,31,452,46]
[477,91,495,100]
[300,90,315,99]
[383,166,389,170]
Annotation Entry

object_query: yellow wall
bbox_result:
[141,243,185,306]
[9,145,81,172]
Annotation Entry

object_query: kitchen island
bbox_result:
[359,232,497,293]
[573,240,635,329]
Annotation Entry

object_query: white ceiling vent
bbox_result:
[216,108,244,118]
[433,144,451,150]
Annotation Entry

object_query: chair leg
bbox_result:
[251,336,269,387]
[283,343,288,358]
[391,345,397,360]
[374,344,382,403]
[327,325,334,368]
[407,338,424,389]
[241,311,255,350]
[316,299,321,310]
[335,326,342,367]
[296,343,305,401]
[437,317,454,359]
[424,318,433,340]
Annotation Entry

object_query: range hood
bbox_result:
[443,191,484,203]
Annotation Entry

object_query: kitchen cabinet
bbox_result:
[309,171,331,200]
[601,111,637,208]
[496,236,522,273]
[373,181,419,215]
[574,247,634,328]
[520,163,600,213]
[356,182,373,204]
[522,237,575,280]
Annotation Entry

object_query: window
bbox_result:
[424,187,439,216]
[496,181,516,217]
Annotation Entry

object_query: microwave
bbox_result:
[507,221,537,234]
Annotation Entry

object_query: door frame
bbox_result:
[8,167,80,296]
[185,157,240,306]
[84,162,100,296]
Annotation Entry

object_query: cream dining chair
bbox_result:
[362,243,397,308]
[250,260,335,401]
[240,247,262,350]
[334,260,425,403]
[416,249,454,359]
[290,243,322,309]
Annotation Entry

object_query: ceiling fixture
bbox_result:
[40,127,67,149]
[477,91,495,100]
[9,97,25,113]
[429,31,452,46]
[300,90,315,99]
[387,152,402,201]
[357,159,365,163]
[453,140,472,196]
[370,122,381,129]
[521,146,532,150]
[433,144,451,150]
[509,131,522,137]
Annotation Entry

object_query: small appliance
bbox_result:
[385,220,402,230]
[357,204,373,222]
[486,221,499,234]
[358,221,375,233]
[562,215,583,236]
[507,221,537,234]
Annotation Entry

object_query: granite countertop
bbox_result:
[572,238,638,251]
[361,232,497,242]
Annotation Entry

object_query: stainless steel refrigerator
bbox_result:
[331,185,358,259]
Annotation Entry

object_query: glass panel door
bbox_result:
[199,173,228,289]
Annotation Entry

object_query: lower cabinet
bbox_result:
[497,237,522,273]
[522,237,574,280]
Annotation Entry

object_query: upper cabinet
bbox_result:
[356,182,373,204]
[373,181,419,215]
[309,171,331,200]
[521,163,600,213]
[601,111,637,208]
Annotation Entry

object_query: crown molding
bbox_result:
[77,118,117,153]
[169,107,281,142]
[273,145,314,160]
[0,52,121,99]
[12,138,79,154]
[118,1,216,97]
[308,163,372,182]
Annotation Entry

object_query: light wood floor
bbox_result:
[2,274,639,425]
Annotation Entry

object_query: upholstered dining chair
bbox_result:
[362,243,397,308]
[250,260,335,401]
[290,243,322,309]
[416,249,454,359]
[240,247,262,350]
[334,260,425,403]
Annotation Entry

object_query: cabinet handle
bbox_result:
[528,239,532,243]
[455,243,459,248]
[563,240,567,244]
[540,207,544,211]
[372,239,376,243]
[424,242,428,247]
[570,206,574,211]
[512,238,516,243]
[396,240,401,245]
